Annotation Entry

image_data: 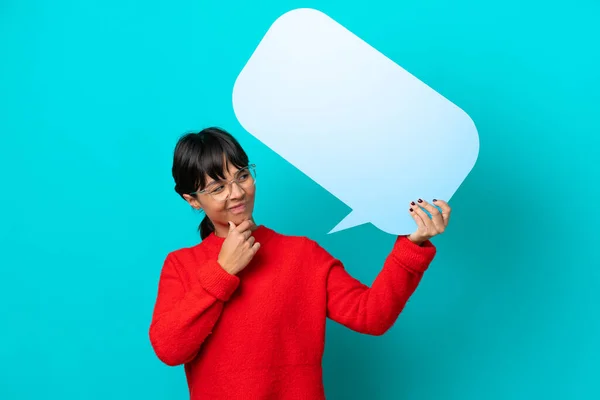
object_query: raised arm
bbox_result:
[314,235,436,336]
[149,253,239,366]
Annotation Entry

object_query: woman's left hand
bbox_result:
[407,199,452,245]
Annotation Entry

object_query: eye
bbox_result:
[238,172,250,181]
[209,185,225,194]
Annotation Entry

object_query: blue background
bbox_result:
[1,1,599,399]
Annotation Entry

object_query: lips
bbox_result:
[228,203,246,213]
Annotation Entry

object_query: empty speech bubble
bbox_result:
[232,8,479,235]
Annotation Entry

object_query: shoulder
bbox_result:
[165,246,194,262]
[156,243,217,285]
[263,227,316,250]
[265,228,334,261]
[161,242,208,271]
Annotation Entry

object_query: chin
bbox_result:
[228,209,253,222]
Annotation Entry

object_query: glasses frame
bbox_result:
[189,164,256,201]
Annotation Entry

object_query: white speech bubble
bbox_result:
[232,8,479,235]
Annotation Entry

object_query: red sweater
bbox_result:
[149,225,436,399]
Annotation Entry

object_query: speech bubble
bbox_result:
[232,8,479,235]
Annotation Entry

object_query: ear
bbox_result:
[182,194,202,210]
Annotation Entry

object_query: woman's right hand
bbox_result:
[217,220,261,275]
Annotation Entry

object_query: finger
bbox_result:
[409,206,426,230]
[416,199,444,231]
[251,242,261,254]
[242,230,253,240]
[413,205,434,231]
[235,219,253,233]
[228,221,236,233]
[432,199,451,226]
[247,236,256,247]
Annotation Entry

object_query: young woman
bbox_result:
[149,127,452,399]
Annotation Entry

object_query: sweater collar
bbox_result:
[201,224,275,250]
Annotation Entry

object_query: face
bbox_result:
[183,162,256,237]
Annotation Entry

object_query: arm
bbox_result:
[315,235,436,336]
[148,253,239,366]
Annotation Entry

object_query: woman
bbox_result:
[149,127,451,399]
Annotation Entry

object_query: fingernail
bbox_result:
[409,208,413,212]
[411,201,415,205]
[418,199,423,203]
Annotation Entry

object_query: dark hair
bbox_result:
[172,127,250,239]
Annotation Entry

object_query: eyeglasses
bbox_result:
[190,164,256,202]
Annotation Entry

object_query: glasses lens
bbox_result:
[237,167,256,186]
[211,187,229,201]
[207,166,256,201]
[204,182,228,201]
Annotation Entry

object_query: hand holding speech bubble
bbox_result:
[232,8,479,235]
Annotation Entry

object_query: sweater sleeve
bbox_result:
[314,235,436,336]
[149,253,240,366]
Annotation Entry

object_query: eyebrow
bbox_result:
[204,167,247,187]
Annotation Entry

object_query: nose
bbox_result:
[228,181,245,199]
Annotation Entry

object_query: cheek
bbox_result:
[203,201,227,216]
[246,187,256,203]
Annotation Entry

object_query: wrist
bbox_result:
[217,258,235,275]
[406,235,425,246]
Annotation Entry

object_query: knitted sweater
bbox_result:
[149,225,436,399]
